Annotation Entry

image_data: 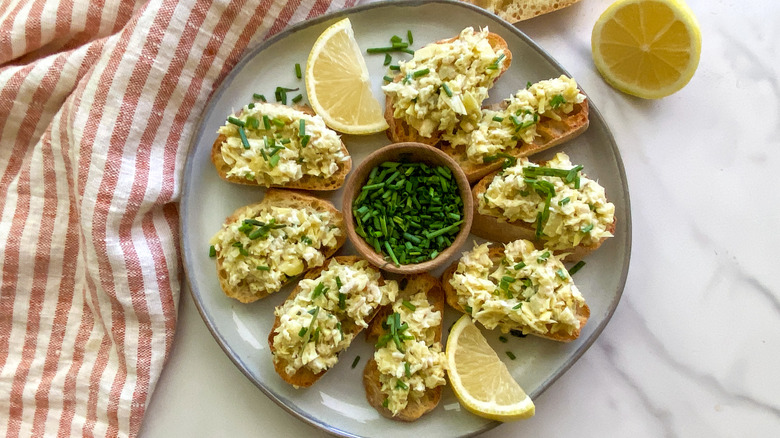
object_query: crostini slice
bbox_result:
[441,240,589,342]
[471,152,615,261]
[212,102,351,190]
[268,256,399,388]
[363,274,447,421]
[441,75,590,183]
[210,189,346,303]
[383,27,512,145]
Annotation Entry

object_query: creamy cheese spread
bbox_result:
[448,240,586,336]
[271,259,398,376]
[451,75,586,163]
[382,27,506,139]
[373,291,447,415]
[210,205,342,298]
[217,102,347,186]
[478,152,614,250]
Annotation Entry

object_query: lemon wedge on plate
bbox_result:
[446,315,535,421]
[591,0,702,99]
[305,18,389,134]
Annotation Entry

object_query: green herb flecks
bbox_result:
[569,260,586,275]
[352,159,463,266]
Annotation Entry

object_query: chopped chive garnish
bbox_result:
[550,94,565,108]
[441,82,453,97]
[395,379,408,390]
[299,119,305,136]
[383,75,394,82]
[253,93,267,102]
[513,262,526,270]
[208,245,216,257]
[404,362,411,378]
[556,268,567,280]
[300,134,311,148]
[367,46,403,53]
[338,292,346,310]
[412,68,429,78]
[537,251,550,263]
[487,53,505,70]
[512,302,523,310]
[389,64,400,71]
[402,300,416,311]
[582,223,594,233]
[298,327,307,337]
[227,116,245,127]
[498,336,508,343]
[569,260,586,275]
[295,63,302,79]
[382,398,389,408]
[256,265,270,271]
[292,94,303,103]
[238,126,250,149]
[390,35,403,44]
[351,355,361,369]
[263,115,271,130]
[492,115,504,122]
[311,282,327,299]
[407,30,413,44]
[559,197,571,206]
[526,81,532,89]
[246,116,259,130]
[506,351,516,360]
[383,53,392,66]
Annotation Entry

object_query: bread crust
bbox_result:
[268,256,388,388]
[441,245,589,342]
[440,98,589,183]
[458,0,582,23]
[362,274,445,421]
[211,104,352,191]
[214,189,346,303]
[470,157,615,261]
[384,32,512,144]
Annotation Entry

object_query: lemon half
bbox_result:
[591,0,702,99]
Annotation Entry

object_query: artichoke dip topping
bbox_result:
[210,205,343,297]
[448,240,586,336]
[374,293,447,415]
[382,27,507,139]
[217,102,347,186]
[454,75,586,163]
[272,260,399,376]
[479,152,615,250]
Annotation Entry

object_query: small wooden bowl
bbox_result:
[342,142,473,274]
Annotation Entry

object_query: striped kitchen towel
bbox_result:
[0,0,356,436]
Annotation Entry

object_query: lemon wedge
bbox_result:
[305,18,388,134]
[591,0,702,99]
[445,315,535,421]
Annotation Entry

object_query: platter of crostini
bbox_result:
[180,1,631,436]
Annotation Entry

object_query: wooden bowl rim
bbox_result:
[341,142,474,274]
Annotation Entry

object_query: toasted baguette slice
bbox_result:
[441,245,589,342]
[363,274,445,421]
[470,157,615,261]
[459,0,582,23]
[211,104,351,191]
[268,256,389,388]
[214,189,346,303]
[385,31,512,144]
[440,98,589,183]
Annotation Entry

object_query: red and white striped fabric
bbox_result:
[0,0,357,436]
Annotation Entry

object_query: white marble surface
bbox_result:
[139,1,780,436]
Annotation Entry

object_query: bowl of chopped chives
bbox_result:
[342,142,473,274]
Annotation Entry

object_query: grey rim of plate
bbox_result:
[180,1,632,436]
